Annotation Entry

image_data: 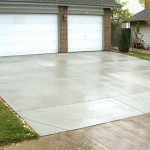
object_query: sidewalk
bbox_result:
[2,114,150,150]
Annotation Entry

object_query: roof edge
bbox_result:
[131,9,150,22]
[0,0,122,8]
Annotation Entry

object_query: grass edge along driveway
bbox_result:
[127,51,150,61]
[111,49,150,61]
[0,98,39,147]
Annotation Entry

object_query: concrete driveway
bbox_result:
[0,52,150,136]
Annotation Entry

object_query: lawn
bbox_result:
[111,48,150,61]
[127,51,150,61]
[0,98,39,146]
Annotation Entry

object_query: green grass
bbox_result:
[127,51,150,61]
[0,99,39,146]
[111,48,150,61]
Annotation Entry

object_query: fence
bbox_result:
[111,27,131,47]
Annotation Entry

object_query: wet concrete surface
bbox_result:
[3,114,150,150]
[0,52,150,135]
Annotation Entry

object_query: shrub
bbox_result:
[119,29,130,53]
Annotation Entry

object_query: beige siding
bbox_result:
[131,25,150,48]
[0,3,59,14]
[140,26,150,47]
[68,6,104,15]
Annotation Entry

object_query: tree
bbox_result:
[111,0,133,47]
[111,0,133,35]
[139,0,150,24]
[119,29,130,53]
[139,0,150,8]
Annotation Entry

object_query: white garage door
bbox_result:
[0,14,58,56]
[68,15,103,52]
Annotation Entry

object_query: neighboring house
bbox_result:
[130,9,150,49]
[0,0,120,56]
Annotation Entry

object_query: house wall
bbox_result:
[0,2,112,54]
[140,26,150,48]
[131,21,150,48]
[0,3,59,14]
[67,6,104,15]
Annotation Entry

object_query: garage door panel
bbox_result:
[0,24,57,35]
[86,32,102,40]
[69,32,85,40]
[24,15,57,24]
[1,43,57,55]
[0,14,58,56]
[69,25,85,30]
[69,41,85,52]
[68,15,103,52]
[0,14,57,24]
[69,41,101,52]
[0,34,57,45]
[85,41,101,50]
[69,25,101,31]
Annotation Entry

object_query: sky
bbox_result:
[121,0,144,14]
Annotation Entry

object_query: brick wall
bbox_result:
[59,6,68,53]
[104,8,111,50]
[59,7,111,52]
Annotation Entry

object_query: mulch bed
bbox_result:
[130,48,150,54]
[112,47,150,54]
